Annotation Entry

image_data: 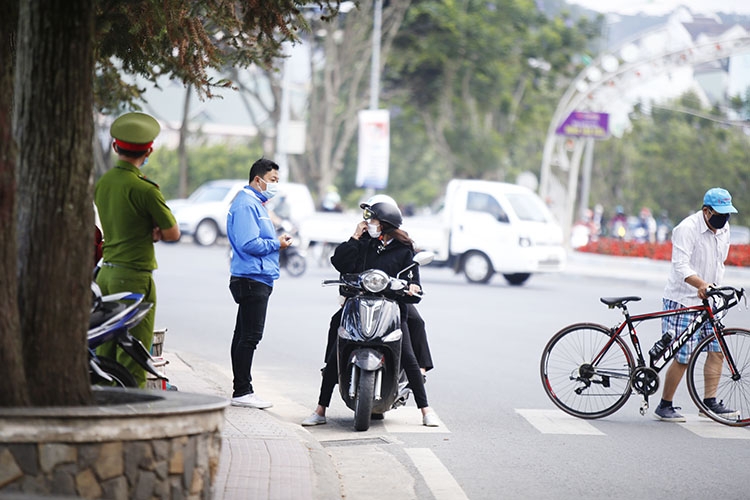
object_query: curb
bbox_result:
[566,251,750,288]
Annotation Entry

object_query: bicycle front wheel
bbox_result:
[541,323,635,419]
[687,328,750,427]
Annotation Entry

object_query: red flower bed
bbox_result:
[577,238,750,267]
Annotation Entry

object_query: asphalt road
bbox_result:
[154,241,750,500]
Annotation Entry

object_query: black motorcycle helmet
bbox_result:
[360,201,403,232]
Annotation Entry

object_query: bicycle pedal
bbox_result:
[639,400,649,416]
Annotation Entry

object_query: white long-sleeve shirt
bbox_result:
[663,210,730,306]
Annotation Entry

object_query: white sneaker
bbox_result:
[422,411,441,427]
[231,393,273,409]
[301,413,327,426]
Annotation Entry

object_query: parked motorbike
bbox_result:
[323,251,434,431]
[88,281,167,388]
[277,219,307,277]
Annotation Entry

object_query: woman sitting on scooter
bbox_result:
[358,195,435,376]
[301,200,440,427]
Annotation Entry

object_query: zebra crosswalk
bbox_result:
[515,409,605,435]
[516,409,750,439]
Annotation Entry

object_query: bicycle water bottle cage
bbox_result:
[600,296,642,309]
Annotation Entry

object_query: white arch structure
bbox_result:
[539,18,750,244]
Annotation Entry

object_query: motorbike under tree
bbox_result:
[323,251,434,431]
[88,281,167,388]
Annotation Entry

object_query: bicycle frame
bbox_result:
[621,305,713,371]
[595,290,740,384]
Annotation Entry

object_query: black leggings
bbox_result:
[317,307,429,408]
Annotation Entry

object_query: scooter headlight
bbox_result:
[361,269,390,293]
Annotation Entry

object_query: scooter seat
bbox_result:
[89,300,128,329]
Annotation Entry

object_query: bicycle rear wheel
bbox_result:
[541,323,635,419]
[687,328,750,427]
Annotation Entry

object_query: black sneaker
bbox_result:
[699,399,739,419]
[654,405,685,422]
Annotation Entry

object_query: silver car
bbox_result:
[166,179,246,246]
[166,179,316,246]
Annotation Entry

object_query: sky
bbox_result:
[566,0,750,16]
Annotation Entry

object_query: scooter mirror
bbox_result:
[397,251,435,279]
[413,251,434,266]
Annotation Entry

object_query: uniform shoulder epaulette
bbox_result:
[139,175,160,188]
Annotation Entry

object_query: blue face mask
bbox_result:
[141,156,149,166]
[260,178,279,199]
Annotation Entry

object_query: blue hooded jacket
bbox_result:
[227,187,280,286]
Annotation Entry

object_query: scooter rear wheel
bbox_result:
[354,370,375,431]
[91,356,137,388]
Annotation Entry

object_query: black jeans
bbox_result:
[229,277,273,398]
[317,306,429,409]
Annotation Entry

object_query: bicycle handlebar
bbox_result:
[705,285,743,298]
[704,286,745,311]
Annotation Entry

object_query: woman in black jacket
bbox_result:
[302,201,440,427]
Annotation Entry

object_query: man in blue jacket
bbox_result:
[227,158,293,408]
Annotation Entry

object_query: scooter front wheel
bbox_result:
[354,370,375,431]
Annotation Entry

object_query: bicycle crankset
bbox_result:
[631,366,659,396]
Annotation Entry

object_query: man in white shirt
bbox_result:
[654,188,738,422]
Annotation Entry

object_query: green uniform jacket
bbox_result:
[95,160,176,270]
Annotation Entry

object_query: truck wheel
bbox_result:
[353,370,375,431]
[503,273,531,286]
[463,251,493,284]
[194,219,219,246]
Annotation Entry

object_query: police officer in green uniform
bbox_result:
[95,112,180,387]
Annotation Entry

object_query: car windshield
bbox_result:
[505,192,552,223]
[188,186,232,203]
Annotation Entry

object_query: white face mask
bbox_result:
[260,178,279,199]
[367,222,381,238]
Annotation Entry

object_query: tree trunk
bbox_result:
[13,0,95,406]
[0,0,29,407]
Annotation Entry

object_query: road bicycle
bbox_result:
[540,286,750,427]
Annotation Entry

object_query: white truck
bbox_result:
[298,179,566,285]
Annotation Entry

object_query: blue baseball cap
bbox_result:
[703,187,738,214]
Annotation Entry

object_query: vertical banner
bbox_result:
[356,109,390,189]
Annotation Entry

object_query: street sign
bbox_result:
[555,111,609,139]
[356,109,390,189]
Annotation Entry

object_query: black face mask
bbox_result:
[708,212,730,229]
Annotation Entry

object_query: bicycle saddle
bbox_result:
[600,296,641,307]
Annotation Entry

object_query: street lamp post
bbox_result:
[370,0,382,111]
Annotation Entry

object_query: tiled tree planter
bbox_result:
[0,388,227,499]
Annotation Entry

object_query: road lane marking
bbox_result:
[515,409,605,435]
[405,448,469,500]
[680,416,750,439]
[383,408,450,434]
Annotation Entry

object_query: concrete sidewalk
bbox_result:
[162,352,339,500]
